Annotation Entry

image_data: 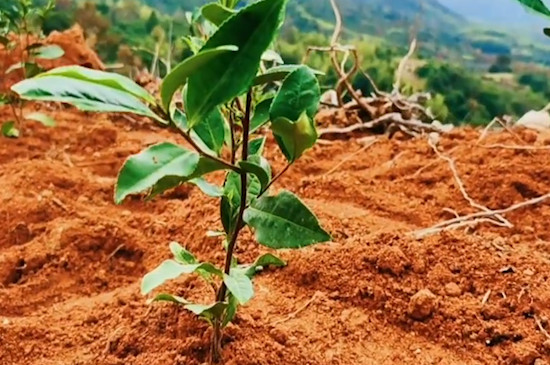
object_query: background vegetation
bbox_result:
[6,0,550,125]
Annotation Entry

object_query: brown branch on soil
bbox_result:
[478,143,550,151]
[411,192,550,239]
[534,315,550,340]
[318,113,445,136]
[270,291,322,326]
[481,289,492,306]
[477,116,532,153]
[322,138,377,176]
[427,139,511,228]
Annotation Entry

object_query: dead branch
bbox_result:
[479,143,550,151]
[477,116,530,148]
[322,138,377,176]
[393,38,417,93]
[318,113,445,136]
[428,139,511,227]
[534,315,550,340]
[270,291,322,326]
[411,192,550,239]
[306,0,446,138]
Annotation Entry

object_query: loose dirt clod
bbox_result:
[408,289,437,321]
[377,246,409,276]
[444,283,462,297]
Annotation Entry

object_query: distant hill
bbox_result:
[437,0,547,26]
[135,0,550,65]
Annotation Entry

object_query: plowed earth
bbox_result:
[2,105,550,365]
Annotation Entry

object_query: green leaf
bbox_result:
[160,45,238,111]
[32,45,64,60]
[182,36,205,55]
[250,97,272,133]
[172,108,216,156]
[222,293,239,327]
[249,137,267,156]
[201,3,236,26]
[190,178,224,197]
[272,112,318,162]
[115,143,199,204]
[169,241,197,264]
[223,271,254,304]
[270,65,320,121]
[243,190,331,249]
[149,294,227,321]
[186,0,289,127]
[244,253,286,278]
[142,260,223,294]
[192,107,226,156]
[185,302,227,319]
[221,170,261,235]
[24,62,42,78]
[148,156,229,199]
[36,66,155,104]
[238,155,271,192]
[516,0,550,16]
[1,121,19,138]
[25,112,56,127]
[12,76,163,123]
[253,65,323,86]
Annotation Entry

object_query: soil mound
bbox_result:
[1,107,550,364]
[0,25,104,90]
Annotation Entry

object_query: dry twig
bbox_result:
[304,0,440,137]
[428,139,511,227]
[270,291,322,326]
[322,138,377,176]
[411,192,550,239]
[479,143,550,151]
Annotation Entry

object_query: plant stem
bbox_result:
[229,108,236,165]
[210,90,253,363]
[173,126,241,173]
[260,162,292,196]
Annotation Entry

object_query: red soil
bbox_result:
[0,25,104,90]
[1,106,550,365]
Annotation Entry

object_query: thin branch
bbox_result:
[411,192,550,239]
[260,163,292,196]
[323,138,377,176]
[477,116,529,148]
[478,143,550,151]
[318,113,444,136]
[428,139,511,227]
[229,109,236,165]
[173,127,241,173]
[329,0,343,46]
[270,291,322,326]
[217,90,253,303]
[393,38,417,93]
[534,315,550,340]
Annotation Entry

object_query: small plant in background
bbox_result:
[11,0,330,362]
[0,0,63,137]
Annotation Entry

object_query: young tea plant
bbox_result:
[0,0,62,137]
[11,0,330,362]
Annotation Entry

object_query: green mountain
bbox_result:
[136,0,549,65]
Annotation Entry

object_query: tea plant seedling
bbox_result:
[12,0,330,362]
[1,0,63,137]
